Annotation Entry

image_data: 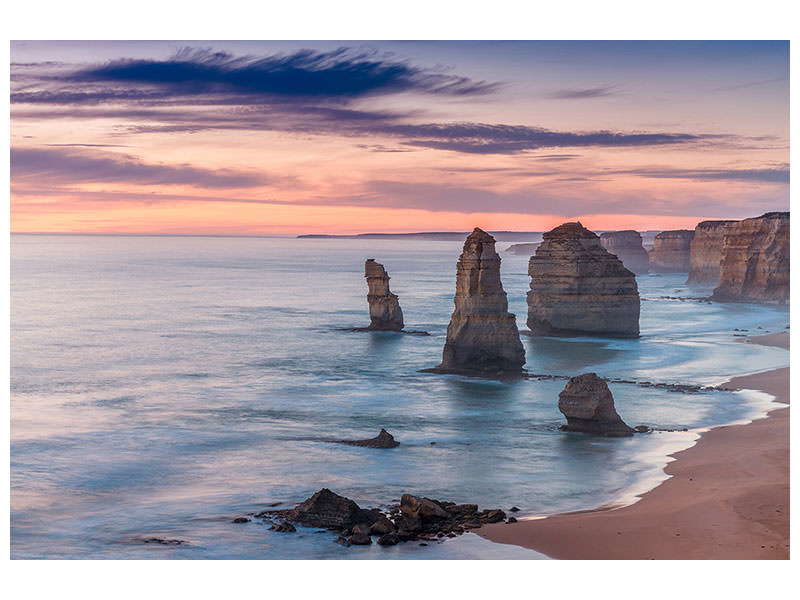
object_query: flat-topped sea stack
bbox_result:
[649,230,694,272]
[526,222,639,338]
[711,212,789,304]
[558,373,634,437]
[436,228,525,375]
[687,220,738,285]
[364,259,404,331]
[599,230,650,274]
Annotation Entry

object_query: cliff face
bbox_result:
[686,220,738,285]
[364,259,404,331]
[437,228,525,374]
[649,230,694,272]
[711,212,789,304]
[599,230,650,274]
[527,222,640,337]
[558,373,634,437]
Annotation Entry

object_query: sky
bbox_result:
[10,40,789,235]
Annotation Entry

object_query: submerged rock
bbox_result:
[599,230,650,274]
[558,373,634,437]
[436,228,525,375]
[649,230,694,272]
[527,222,639,337]
[711,212,789,305]
[687,220,738,285]
[364,259,404,331]
[335,428,400,449]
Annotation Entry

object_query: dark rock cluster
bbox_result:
[250,488,512,547]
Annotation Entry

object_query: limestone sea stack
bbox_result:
[437,228,525,375]
[649,230,694,272]
[686,220,738,285]
[599,230,650,274]
[364,259,404,331]
[711,212,789,304]
[526,222,639,337]
[558,373,634,437]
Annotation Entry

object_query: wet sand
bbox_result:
[478,340,789,559]
[736,331,789,350]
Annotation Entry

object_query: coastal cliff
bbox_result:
[687,220,738,285]
[364,259,404,331]
[436,228,525,375]
[649,230,694,272]
[711,212,789,304]
[526,222,639,337]
[599,230,650,274]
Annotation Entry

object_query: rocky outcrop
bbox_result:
[649,230,694,272]
[599,230,649,274]
[436,228,525,375]
[687,220,738,285]
[335,429,400,448]
[252,489,512,546]
[505,242,540,256]
[558,373,634,437]
[526,222,639,338]
[711,212,789,304]
[364,259,404,331]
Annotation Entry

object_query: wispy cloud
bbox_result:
[616,166,789,184]
[391,123,711,154]
[546,85,622,99]
[712,76,788,92]
[11,146,273,189]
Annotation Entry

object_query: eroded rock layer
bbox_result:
[687,220,738,285]
[558,373,634,437]
[711,212,789,304]
[438,228,525,374]
[649,230,694,272]
[527,222,639,337]
[364,259,404,330]
[599,230,650,274]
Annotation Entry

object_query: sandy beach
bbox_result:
[478,332,789,559]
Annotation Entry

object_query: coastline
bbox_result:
[477,332,789,559]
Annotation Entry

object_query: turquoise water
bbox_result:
[10,235,789,559]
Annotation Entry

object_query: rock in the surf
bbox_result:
[558,373,634,437]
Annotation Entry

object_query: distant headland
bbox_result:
[297,231,544,241]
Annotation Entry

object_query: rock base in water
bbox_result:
[558,373,634,437]
[364,259,404,331]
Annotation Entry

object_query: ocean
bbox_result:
[10,234,790,559]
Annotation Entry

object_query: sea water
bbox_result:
[10,234,789,559]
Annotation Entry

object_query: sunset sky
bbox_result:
[10,40,789,235]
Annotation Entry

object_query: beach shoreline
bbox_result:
[477,332,789,559]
